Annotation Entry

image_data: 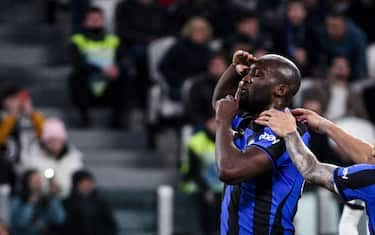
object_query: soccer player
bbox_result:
[213,51,310,234]
[255,108,375,234]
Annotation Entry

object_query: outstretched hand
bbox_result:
[232,50,257,76]
[291,108,330,134]
[215,88,241,123]
[255,108,297,137]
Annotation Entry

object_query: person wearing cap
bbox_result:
[23,118,83,197]
[62,169,117,235]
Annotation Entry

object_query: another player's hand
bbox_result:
[232,50,257,76]
[291,108,330,134]
[255,108,297,137]
[215,89,240,123]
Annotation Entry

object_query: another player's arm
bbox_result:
[292,108,375,164]
[212,51,256,109]
[215,92,272,185]
[256,109,337,192]
[284,130,336,191]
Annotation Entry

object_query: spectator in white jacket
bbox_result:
[23,118,83,197]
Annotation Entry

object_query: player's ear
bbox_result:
[273,84,289,97]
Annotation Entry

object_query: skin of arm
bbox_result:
[256,109,337,192]
[292,108,375,164]
[215,91,272,185]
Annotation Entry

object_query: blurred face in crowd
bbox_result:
[208,56,228,79]
[329,57,351,81]
[44,137,65,156]
[237,17,258,38]
[3,94,21,114]
[287,2,306,26]
[84,11,104,31]
[326,16,346,41]
[29,172,43,193]
[188,18,211,44]
[77,178,94,196]
[303,99,322,114]
[205,117,217,136]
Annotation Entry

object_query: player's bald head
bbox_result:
[258,54,301,97]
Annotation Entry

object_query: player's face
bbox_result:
[237,61,273,114]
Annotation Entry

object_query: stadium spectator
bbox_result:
[222,12,273,58]
[347,0,375,44]
[115,0,169,108]
[115,0,169,47]
[313,10,367,80]
[62,170,117,235]
[303,0,328,28]
[69,6,128,128]
[0,87,44,163]
[185,52,228,125]
[171,0,233,37]
[159,17,213,101]
[278,0,315,76]
[324,57,353,120]
[179,114,222,235]
[70,0,91,33]
[24,118,83,197]
[11,169,65,235]
[300,86,341,166]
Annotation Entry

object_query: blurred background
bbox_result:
[0,0,374,234]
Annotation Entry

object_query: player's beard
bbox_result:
[239,93,271,116]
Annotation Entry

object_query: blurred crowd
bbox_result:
[1,0,375,234]
[0,86,117,235]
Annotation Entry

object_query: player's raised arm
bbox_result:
[256,109,337,192]
[211,50,256,110]
[215,89,272,185]
[292,108,375,164]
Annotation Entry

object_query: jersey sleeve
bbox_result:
[251,127,285,168]
[333,164,375,202]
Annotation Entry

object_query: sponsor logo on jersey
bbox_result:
[259,132,280,145]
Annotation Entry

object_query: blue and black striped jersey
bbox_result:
[221,113,310,235]
[334,164,375,235]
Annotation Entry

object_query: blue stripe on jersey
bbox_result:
[221,186,232,234]
[238,181,256,234]
[336,164,375,177]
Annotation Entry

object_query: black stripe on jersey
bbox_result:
[253,173,273,235]
[296,122,308,137]
[270,188,294,235]
[335,169,375,190]
[227,185,241,235]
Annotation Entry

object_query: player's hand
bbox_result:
[291,108,330,134]
[215,89,240,123]
[232,50,257,76]
[255,108,297,137]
